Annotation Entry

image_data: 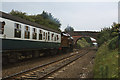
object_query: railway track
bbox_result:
[2,50,89,80]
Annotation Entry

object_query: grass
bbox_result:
[93,40,118,78]
[77,38,90,48]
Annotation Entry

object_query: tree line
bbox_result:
[10,10,61,31]
[97,22,119,50]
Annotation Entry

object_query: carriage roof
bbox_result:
[0,11,61,34]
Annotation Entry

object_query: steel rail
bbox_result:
[2,50,88,80]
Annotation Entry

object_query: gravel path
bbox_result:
[2,49,85,78]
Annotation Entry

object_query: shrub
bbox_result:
[108,36,118,50]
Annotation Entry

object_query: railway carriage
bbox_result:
[0,11,61,64]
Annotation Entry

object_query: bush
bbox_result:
[108,36,118,50]
[97,27,111,47]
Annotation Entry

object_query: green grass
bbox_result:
[77,38,90,48]
[93,40,118,78]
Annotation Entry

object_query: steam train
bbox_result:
[0,11,73,64]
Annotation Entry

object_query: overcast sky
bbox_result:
[1,2,118,31]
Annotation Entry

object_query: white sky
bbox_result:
[1,0,120,2]
[0,0,119,31]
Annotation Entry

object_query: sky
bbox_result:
[1,1,118,31]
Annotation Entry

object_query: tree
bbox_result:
[9,10,61,31]
[64,25,74,32]
[41,11,61,29]
[41,11,49,19]
[96,22,119,47]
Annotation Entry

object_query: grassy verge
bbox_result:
[93,40,118,78]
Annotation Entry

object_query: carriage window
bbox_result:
[43,32,45,40]
[46,32,48,41]
[51,33,54,41]
[32,28,37,39]
[14,23,21,38]
[24,26,30,39]
[57,35,59,41]
[48,32,50,41]
[39,30,42,40]
[54,35,56,41]
[0,21,5,34]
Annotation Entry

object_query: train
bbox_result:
[60,32,73,52]
[0,11,73,64]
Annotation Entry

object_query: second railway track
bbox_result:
[2,50,89,80]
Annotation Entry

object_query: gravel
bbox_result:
[47,49,96,78]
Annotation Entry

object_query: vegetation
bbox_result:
[64,25,74,32]
[94,40,118,78]
[76,38,92,48]
[85,37,93,46]
[93,22,119,78]
[97,22,119,48]
[10,10,61,31]
[108,36,118,50]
